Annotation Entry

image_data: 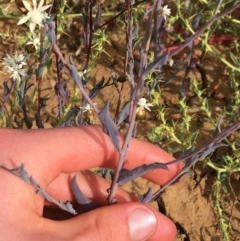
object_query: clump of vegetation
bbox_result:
[0,0,240,240]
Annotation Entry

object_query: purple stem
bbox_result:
[107,0,158,204]
[150,119,240,201]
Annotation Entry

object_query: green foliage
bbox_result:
[0,0,240,240]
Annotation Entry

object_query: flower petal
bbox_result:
[6,66,14,71]
[38,0,44,8]
[22,0,32,11]
[32,0,37,7]
[26,41,33,45]
[144,105,152,111]
[29,22,36,32]
[39,4,51,12]
[17,15,31,25]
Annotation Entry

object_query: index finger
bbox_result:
[0,125,180,187]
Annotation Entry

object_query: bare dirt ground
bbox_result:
[0,4,240,241]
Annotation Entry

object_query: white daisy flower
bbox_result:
[80,103,96,113]
[7,64,27,82]
[17,0,51,32]
[159,5,171,20]
[136,98,154,113]
[78,69,87,81]
[2,53,27,82]
[26,36,40,51]
[3,53,26,68]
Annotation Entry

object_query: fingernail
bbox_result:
[128,208,157,241]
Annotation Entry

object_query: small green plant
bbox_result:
[0,1,240,240]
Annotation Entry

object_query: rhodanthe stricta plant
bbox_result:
[1,1,240,239]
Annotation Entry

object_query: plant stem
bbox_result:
[107,0,158,204]
[149,118,240,201]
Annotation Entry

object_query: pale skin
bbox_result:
[0,125,181,241]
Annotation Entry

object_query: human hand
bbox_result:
[0,125,181,241]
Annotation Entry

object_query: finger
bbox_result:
[0,125,181,188]
[43,202,176,241]
[46,171,138,205]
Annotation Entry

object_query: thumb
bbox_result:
[46,202,176,241]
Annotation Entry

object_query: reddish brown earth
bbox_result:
[0,3,240,241]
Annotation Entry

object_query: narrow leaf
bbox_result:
[26,83,35,91]
[89,77,105,99]
[184,143,227,169]
[71,175,98,213]
[94,5,101,30]
[144,51,169,76]
[230,52,240,66]
[117,101,130,125]
[62,107,79,126]
[191,15,202,30]
[35,113,44,129]
[46,22,56,46]
[67,55,83,89]
[139,187,153,203]
[101,168,110,179]
[214,0,223,16]
[36,59,52,79]
[39,48,48,62]
[20,164,31,183]
[144,17,152,47]
[65,201,78,214]
[54,79,69,98]
[36,63,45,79]
[117,162,168,185]
[20,81,25,99]
[30,176,40,188]
[191,130,199,143]
[98,100,120,151]
[3,81,10,97]
[37,189,77,215]
[156,15,165,37]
